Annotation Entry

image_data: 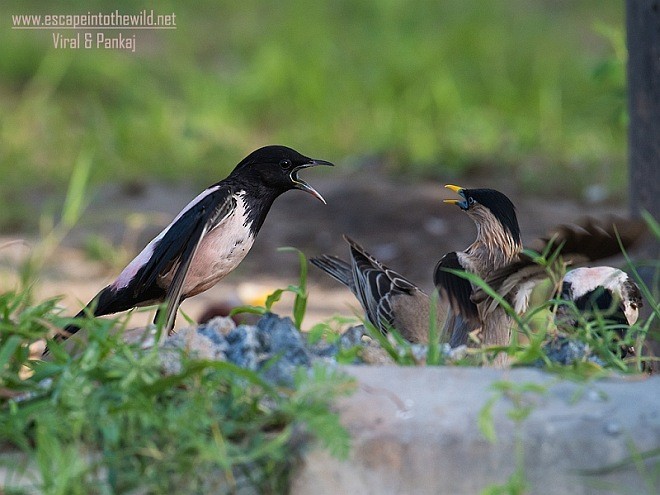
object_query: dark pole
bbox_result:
[626,0,660,360]
[626,0,659,254]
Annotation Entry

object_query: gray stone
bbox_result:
[538,337,606,367]
[339,325,368,348]
[256,313,312,386]
[160,325,227,375]
[258,313,311,367]
[198,315,236,341]
[225,324,261,371]
[291,366,660,495]
[166,313,314,386]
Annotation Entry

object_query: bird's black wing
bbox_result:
[133,187,235,294]
[445,312,480,348]
[310,255,355,292]
[158,192,236,332]
[45,187,235,351]
[344,235,417,333]
[125,187,236,333]
[473,216,647,315]
[434,252,479,324]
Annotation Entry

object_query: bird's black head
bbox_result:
[444,185,521,245]
[230,145,333,203]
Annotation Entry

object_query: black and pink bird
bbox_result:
[53,145,332,347]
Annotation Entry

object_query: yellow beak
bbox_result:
[443,184,463,204]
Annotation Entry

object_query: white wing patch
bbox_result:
[112,185,224,290]
[563,267,628,299]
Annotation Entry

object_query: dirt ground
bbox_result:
[0,167,643,332]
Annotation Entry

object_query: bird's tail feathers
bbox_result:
[310,255,354,289]
[43,287,113,355]
[343,234,417,293]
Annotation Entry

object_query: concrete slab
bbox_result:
[292,366,660,495]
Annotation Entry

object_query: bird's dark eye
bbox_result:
[468,197,475,205]
[279,159,292,170]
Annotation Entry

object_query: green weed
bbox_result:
[478,380,548,495]
[0,173,355,494]
[0,289,355,493]
[230,247,310,329]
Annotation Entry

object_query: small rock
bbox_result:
[604,420,622,436]
[339,325,368,349]
[445,344,468,361]
[360,343,395,365]
[225,324,261,371]
[161,326,227,375]
[536,337,605,367]
[200,316,237,337]
[257,313,312,386]
[410,344,428,363]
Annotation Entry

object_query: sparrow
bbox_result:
[310,235,448,343]
[54,145,333,346]
[434,186,523,364]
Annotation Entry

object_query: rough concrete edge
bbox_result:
[291,366,660,495]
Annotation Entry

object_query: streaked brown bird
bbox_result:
[311,235,448,343]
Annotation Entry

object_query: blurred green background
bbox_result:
[1,0,626,230]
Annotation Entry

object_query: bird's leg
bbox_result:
[153,303,178,344]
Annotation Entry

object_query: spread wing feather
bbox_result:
[473,216,646,315]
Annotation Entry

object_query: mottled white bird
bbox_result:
[558,266,643,356]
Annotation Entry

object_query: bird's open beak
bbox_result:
[443,184,468,209]
[291,159,333,204]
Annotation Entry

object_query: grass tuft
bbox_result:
[0,173,354,494]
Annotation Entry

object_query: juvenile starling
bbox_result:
[311,235,448,343]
